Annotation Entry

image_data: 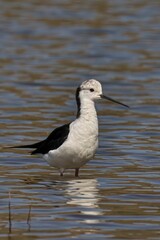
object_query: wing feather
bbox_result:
[31,123,70,154]
[10,123,70,155]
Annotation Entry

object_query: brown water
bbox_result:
[0,0,160,239]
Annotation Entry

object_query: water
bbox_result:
[0,0,160,239]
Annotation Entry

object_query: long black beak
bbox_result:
[100,94,129,108]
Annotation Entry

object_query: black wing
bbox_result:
[31,123,70,154]
[9,140,45,149]
[11,123,70,155]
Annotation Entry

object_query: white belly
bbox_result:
[43,118,98,169]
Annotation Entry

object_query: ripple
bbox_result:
[1,0,160,239]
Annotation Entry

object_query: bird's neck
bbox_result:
[76,97,97,121]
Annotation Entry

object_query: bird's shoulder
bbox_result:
[46,123,70,141]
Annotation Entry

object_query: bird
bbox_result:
[10,79,129,177]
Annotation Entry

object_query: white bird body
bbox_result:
[11,79,129,177]
[44,100,98,171]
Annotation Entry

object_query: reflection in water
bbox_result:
[66,178,102,222]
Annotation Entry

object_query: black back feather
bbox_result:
[31,123,70,154]
[11,123,70,155]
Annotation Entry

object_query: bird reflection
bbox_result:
[22,174,103,223]
[65,178,102,221]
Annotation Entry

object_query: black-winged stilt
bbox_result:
[10,79,129,177]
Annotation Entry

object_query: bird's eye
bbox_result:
[90,88,94,92]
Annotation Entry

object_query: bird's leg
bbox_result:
[75,168,79,177]
[59,168,65,177]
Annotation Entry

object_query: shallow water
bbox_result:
[0,0,160,239]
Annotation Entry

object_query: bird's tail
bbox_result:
[5,140,45,150]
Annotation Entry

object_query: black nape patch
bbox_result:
[76,87,81,118]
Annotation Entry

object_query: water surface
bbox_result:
[0,0,160,239]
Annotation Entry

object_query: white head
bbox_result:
[76,79,129,113]
[79,79,103,101]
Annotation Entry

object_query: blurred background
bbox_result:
[0,0,160,239]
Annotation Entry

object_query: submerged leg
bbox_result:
[59,168,65,177]
[75,168,79,177]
